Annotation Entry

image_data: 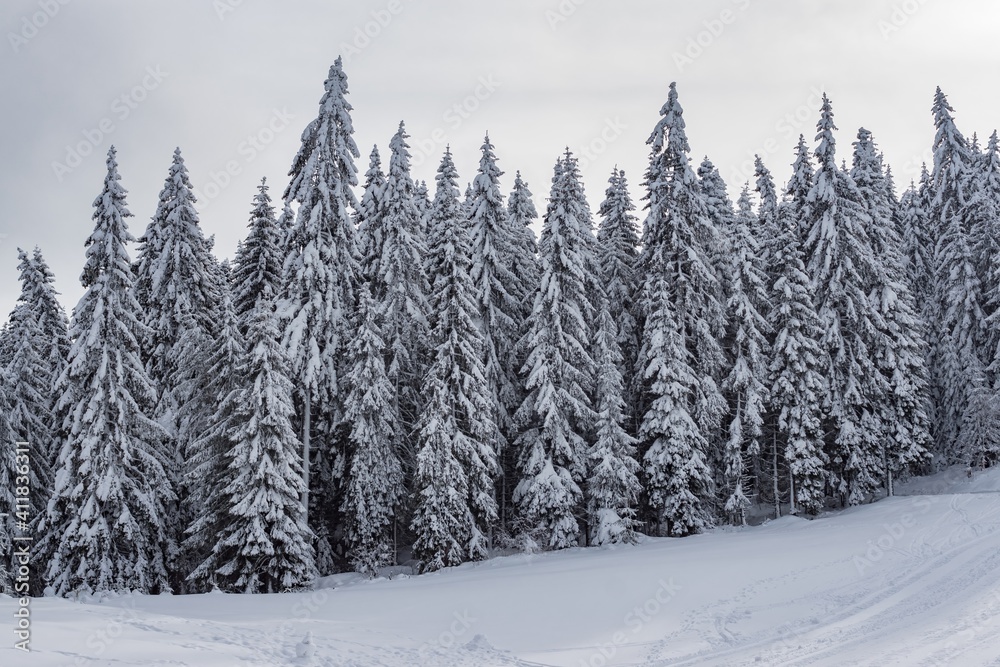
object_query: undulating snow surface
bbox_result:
[5,466,1000,666]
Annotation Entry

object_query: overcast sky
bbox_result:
[2,0,999,319]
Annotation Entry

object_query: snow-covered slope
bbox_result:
[5,467,1000,666]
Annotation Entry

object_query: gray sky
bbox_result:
[2,0,999,319]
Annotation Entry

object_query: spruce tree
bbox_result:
[637,83,722,532]
[850,128,932,490]
[596,167,641,396]
[341,285,405,575]
[207,297,315,593]
[412,149,499,569]
[768,204,829,515]
[722,187,771,524]
[514,151,598,550]
[357,145,387,282]
[280,58,362,570]
[231,178,283,330]
[371,122,431,439]
[803,96,886,505]
[40,147,173,596]
[587,297,641,544]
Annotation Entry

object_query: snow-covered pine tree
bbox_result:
[0,377,17,594]
[900,166,936,312]
[639,82,727,456]
[183,295,246,592]
[637,82,723,531]
[850,128,932,491]
[587,296,641,544]
[280,58,362,571]
[357,145,387,281]
[508,170,540,257]
[596,167,641,406]
[803,96,886,505]
[132,147,222,583]
[928,88,984,461]
[513,151,598,550]
[469,135,530,518]
[5,248,70,518]
[207,295,316,593]
[786,135,815,243]
[721,187,771,524]
[753,156,781,279]
[341,285,405,575]
[39,147,173,596]
[370,122,431,443]
[971,131,1000,387]
[768,201,829,515]
[414,179,432,240]
[411,148,499,570]
[231,178,284,331]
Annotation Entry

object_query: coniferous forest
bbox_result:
[3,58,998,596]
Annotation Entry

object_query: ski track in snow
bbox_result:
[6,468,1000,666]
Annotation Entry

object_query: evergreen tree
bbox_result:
[469,135,528,491]
[183,296,246,591]
[768,204,829,515]
[280,58,362,571]
[587,297,641,544]
[722,188,771,524]
[357,145,387,282]
[804,96,886,504]
[514,151,598,550]
[412,149,499,569]
[0,377,18,594]
[211,297,315,593]
[371,121,431,440]
[851,128,932,490]
[786,135,815,243]
[40,147,173,596]
[928,88,983,460]
[753,156,781,279]
[231,178,283,330]
[596,167,641,393]
[4,248,69,517]
[637,83,723,532]
[341,285,405,575]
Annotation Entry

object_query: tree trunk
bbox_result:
[772,432,781,520]
[302,392,311,523]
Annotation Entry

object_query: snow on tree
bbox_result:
[39,147,174,596]
[508,169,540,257]
[341,285,405,575]
[721,187,772,525]
[803,96,886,505]
[4,248,70,516]
[369,121,431,438]
[637,83,724,531]
[850,128,932,490]
[971,131,1000,385]
[207,296,315,593]
[411,148,500,570]
[280,57,362,571]
[0,374,19,594]
[638,82,727,450]
[231,178,284,330]
[596,167,641,400]
[513,151,598,550]
[639,263,715,536]
[768,202,829,516]
[469,135,530,503]
[753,156,782,279]
[357,145,387,281]
[928,88,984,460]
[586,296,641,544]
[899,166,936,311]
[786,135,815,243]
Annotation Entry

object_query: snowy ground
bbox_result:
[6,466,1000,667]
